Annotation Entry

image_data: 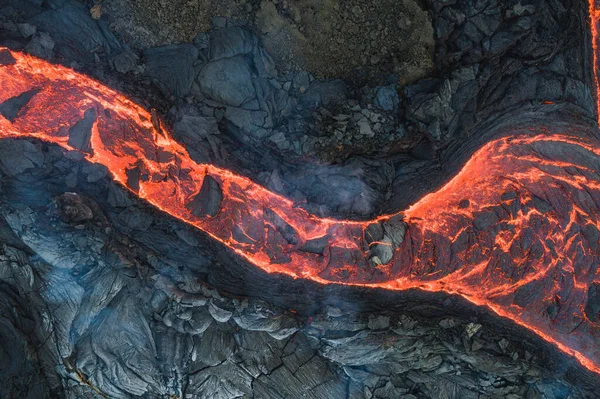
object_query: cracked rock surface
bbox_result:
[0,185,598,398]
[0,0,599,398]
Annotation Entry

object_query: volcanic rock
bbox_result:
[299,236,330,255]
[373,85,400,112]
[112,50,138,74]
[0,48,16,65]
[16,22,36,38]
[300,80,348,109]
[30,0,121,59]
[56,192,94,223]
[0,89,39,122]
[67,107,96,153]
[187,175,223,218]
[0,139,43,176]
[24,31,54,59]
[144,44,198,98]
[209,26,257,60]
[585,283,600,322]
[197,55,256,107]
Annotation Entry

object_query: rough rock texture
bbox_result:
[144,44,199,98]
[0,169,599,398]
[100,0,435,84]
[255,0,435,82]
[30,0,121,60]
[0,0,599,397]
[0,167,599,398]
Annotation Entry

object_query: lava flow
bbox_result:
[590,0,600,122]
[2,47,600,375]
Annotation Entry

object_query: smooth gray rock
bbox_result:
[198,55,256,107]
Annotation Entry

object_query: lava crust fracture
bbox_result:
[1,48,600,375]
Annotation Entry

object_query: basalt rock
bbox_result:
[144,44,198,98]
[0,0,599,398]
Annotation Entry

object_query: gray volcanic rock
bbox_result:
[0,89,39,122]
[0,127,599,398]
[0,139,43,176]
[24,31,55,59]
[187,175,223,218]
[67,107,96,153]
[372,85,400,112]
[144,44,199,98]
[198,55,256,107]
[300,80,348,109]
[1,0,600,398]
[17,23,36,38]
[0,49,16,65]
[209,26,257,60]
[30,0,121,58]
[0,266,51,399]
[404,0,594,147]
[112,50,138,74]
[57,192,94,223]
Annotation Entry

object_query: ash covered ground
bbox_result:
[0,0,599,398]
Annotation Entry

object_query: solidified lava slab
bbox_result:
[1,48,600,375]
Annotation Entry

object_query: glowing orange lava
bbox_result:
[1,45,600,376]
[590,0,600,122]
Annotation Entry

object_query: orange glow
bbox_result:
[590,0,600,123]
[1,45,600,376]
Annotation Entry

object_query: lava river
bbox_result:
[1,47,600,374]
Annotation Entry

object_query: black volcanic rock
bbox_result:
[0,48,16,65]
[187,175,223,218]
[585,283,600,323]
[0,89,39,122]
[209,26,257,60]
[67,107,96,154]
[300,80,348,109]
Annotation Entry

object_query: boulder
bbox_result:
[144,44,199,98]
[198,55,256,107]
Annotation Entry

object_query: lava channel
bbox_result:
[1,48,600,375]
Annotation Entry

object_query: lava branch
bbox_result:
[1,48,600,375]
[589,0,600,123]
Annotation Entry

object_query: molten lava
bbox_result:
[1,46,600,375]
[590,0,600,122]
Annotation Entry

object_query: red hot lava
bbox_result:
[1,47,600,375]
[590,0,600,121]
